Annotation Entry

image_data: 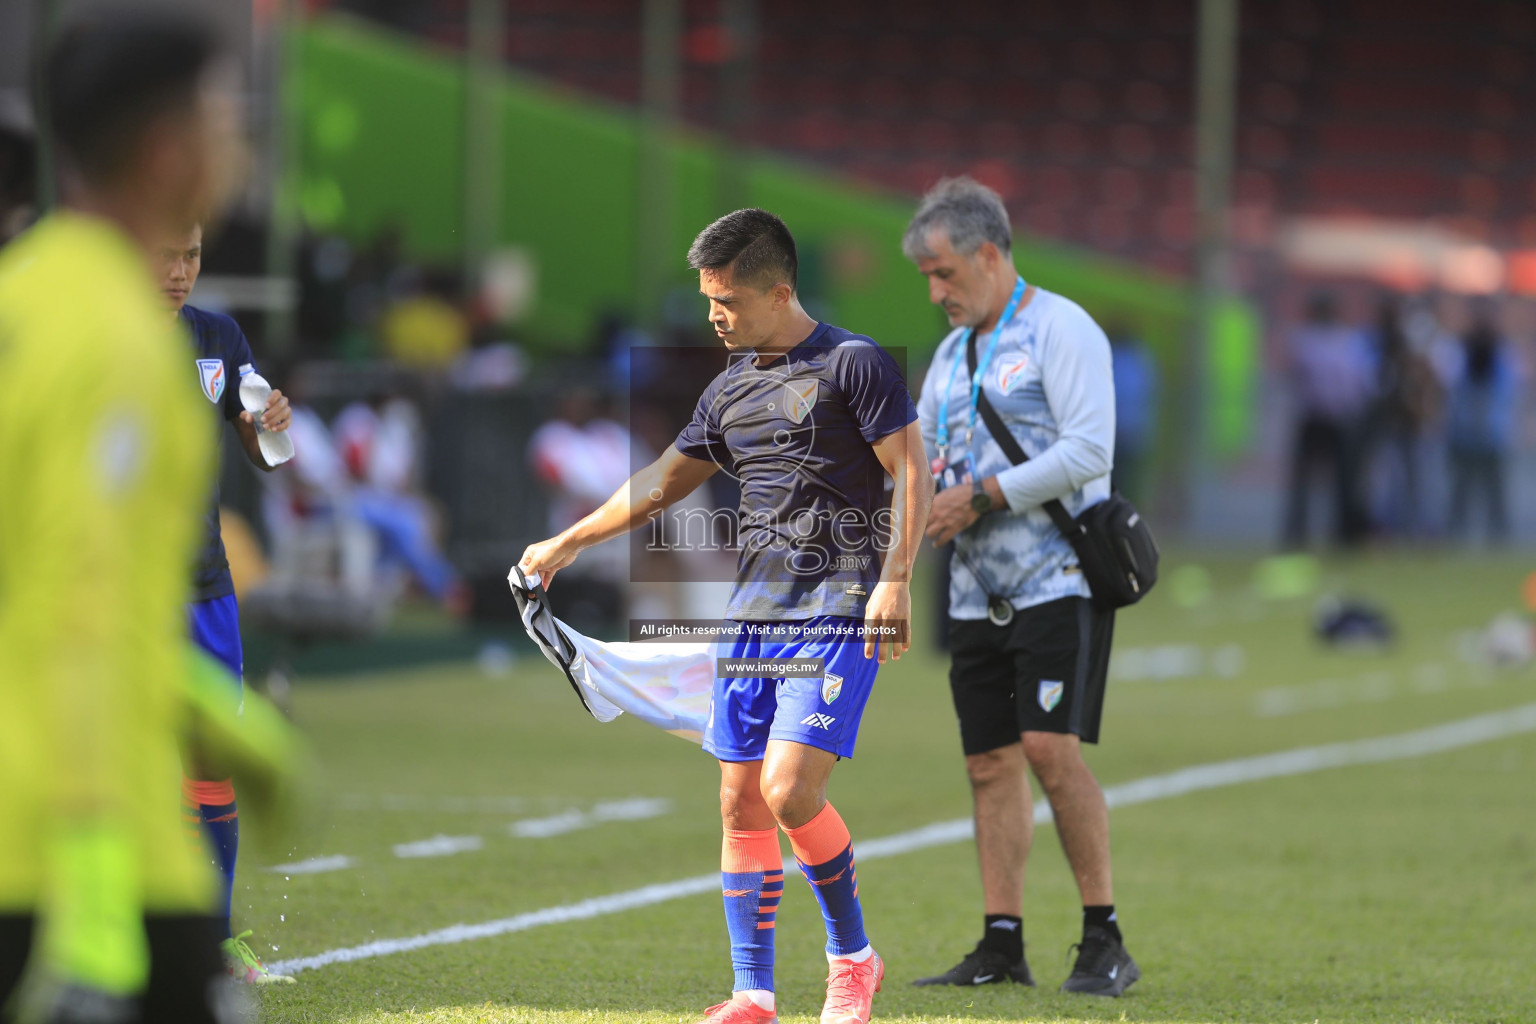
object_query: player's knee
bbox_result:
[759,770,822,828]
[720,777,770,826]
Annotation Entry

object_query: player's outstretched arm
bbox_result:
[517,444,717,588]
[863,420,934,663]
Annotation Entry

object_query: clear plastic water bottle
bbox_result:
[238,366,295,467]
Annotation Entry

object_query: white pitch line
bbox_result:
[265,855,355,876]
[336,794,534,814]
[268,702,1536,977]
[394,834,485,859]
[511,797,673,838]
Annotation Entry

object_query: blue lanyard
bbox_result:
[936,276,1026,458]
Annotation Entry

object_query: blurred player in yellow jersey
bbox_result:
[0,12,292,1024]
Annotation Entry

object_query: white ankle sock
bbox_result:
[829,944,874,964]
[737,989,774,1011]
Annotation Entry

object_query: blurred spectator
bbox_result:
[1108,326,1158,506]
[379,270,469,368]
[335,393,423,493]
[337,392,463,604]
[527,387,637,633]
[593,311,657,395]
[296,225,421,359]
[1281,292,1375,548]
[262,395,352,534]
[264,382,464,608]
[530,388,635,533]
[1363,295,1443,540]
[1445,319,1517,543]
[629,400,736,621]
[449,321,528,390]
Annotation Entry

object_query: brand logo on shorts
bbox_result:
[800,713,837,730]
[784,377,820,424]
[822,672,843,705]
[1038,680,1064,713]
[196,358,225,404]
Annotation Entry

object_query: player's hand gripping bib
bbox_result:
[508,566,714,743]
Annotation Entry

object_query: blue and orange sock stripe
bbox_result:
[757,869,784,930]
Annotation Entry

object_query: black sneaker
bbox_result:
[912,945,1034,987]
[1059,925,1139,997]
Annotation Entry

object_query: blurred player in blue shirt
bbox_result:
[155,223,295,984]
[519,209,931,1024]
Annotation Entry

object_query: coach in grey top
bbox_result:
[907,178,1139,997]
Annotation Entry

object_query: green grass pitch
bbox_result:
[251,552,1536,1023]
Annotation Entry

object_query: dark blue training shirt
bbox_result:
[180,304,256,602]
[675,323,918,621]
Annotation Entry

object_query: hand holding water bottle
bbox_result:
[237,367,295,467]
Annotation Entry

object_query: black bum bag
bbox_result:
[1052,490,1160,608]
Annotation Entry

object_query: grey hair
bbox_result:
[901,176,1012,261]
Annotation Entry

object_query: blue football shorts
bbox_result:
[704,616,880,762]
[188,593,243,690]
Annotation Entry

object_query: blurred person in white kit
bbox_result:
[527,387,647,628]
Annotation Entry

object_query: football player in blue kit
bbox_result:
[156,222,295,984]
[518,209,932,1024]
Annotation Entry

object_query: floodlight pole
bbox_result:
[463,0,504,300]
[637,0,680,331]
[716,0,756,216]
[1183,0,1239,528]
[263,0,300,355]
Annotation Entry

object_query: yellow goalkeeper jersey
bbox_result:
[0,212,215,912]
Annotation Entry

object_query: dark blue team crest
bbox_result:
[196,358,225,404]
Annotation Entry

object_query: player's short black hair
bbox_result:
[42,12,220,186]
[687,208,798,292]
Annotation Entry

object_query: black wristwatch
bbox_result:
[970,476,994,515]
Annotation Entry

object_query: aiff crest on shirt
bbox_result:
[997,354,1030,395]
[784,377,819,424]
[196,358,225,404]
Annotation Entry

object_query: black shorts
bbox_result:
[0,914,242,1024]
[948,596,1115,754]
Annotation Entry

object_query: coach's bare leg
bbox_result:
[759,739,837,829]
[1022,731,1112,905]
[965,743,1033,915]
